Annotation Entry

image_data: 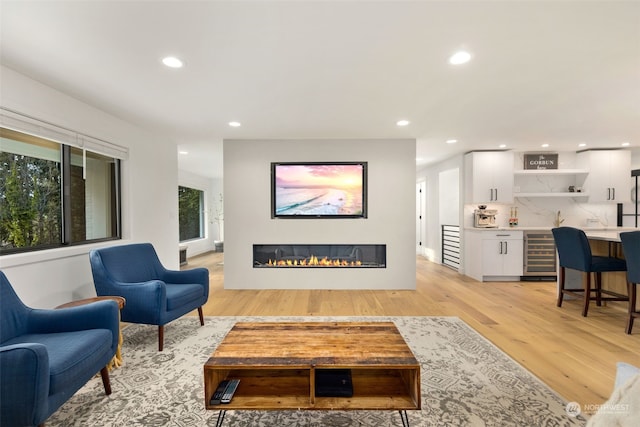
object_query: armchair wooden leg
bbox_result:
[627,282,637,335]
[100,366,112,395]
[158,325,164,351]
[198,307,204,326]
[557,267,565,307]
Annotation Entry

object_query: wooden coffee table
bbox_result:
[203,322,421,426]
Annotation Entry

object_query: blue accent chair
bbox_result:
[89,243,209,351]
[0,271,119,427]
[552,227,628,317]
[620,231,640,334]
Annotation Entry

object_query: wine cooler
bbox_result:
[523,231,557,279]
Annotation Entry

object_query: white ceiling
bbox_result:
[2,1,639,179]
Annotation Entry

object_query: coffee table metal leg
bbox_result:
[215,410,226,427]
[399,410,410,427]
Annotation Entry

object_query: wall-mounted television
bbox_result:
[271,162,368,219]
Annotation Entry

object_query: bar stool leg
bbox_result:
[595,272,603,306]
[627,281,637,335]
[557,267,565,307]
[582,272,591,317]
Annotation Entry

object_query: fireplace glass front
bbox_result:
[253,244,386,268]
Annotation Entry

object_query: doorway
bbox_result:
[416,180,426,255]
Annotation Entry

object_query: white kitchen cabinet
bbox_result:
[465,151,514,204]
[464,230,523,281]
[577,150,631,203]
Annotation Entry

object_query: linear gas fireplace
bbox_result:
[253,244,386,268]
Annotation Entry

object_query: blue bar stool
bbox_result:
[620,231,640,334]
[552,227,628,317]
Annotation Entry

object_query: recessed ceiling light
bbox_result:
[162,56,183,68]
[229,121,241,127]
[578,143,587,147]
[622,141,630,146]
[396,120,410,126]
[446,139,457,144]
[449,50,471,65]
[541,143,550,148]
[499,144,507,148]
[179,150,189,155]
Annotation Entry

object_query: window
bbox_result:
[0,127,121,254]
[179,186,204,241]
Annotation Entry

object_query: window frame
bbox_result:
[1,123,124,255]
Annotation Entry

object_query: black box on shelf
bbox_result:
[315,369,353,397]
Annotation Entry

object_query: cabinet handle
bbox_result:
[495,188,498,201]
[504,241,508,254]
[499,241,503,254]
[612,187,615,200]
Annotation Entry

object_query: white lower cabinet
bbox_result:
[465,230,523,282]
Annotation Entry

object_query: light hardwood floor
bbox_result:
[184,251,640,414]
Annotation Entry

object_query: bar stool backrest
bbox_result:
[620,231,640,283]
[552,226,593,272]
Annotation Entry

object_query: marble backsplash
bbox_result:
[464,199,621,229]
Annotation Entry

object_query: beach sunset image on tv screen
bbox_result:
[272,163,366,218]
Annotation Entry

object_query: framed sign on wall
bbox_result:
[524,153,558,170]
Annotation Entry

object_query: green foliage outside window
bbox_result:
[179,186,203,241]
[0,143,62,251]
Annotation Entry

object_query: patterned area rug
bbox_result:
[47,316,588,426]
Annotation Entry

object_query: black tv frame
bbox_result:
[270,161,368,219]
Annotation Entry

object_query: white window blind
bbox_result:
[0,107,129,160]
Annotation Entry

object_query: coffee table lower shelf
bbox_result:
[205,367,420,426]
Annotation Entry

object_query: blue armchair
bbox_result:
[0,271,119,427]
[89,243,209,351]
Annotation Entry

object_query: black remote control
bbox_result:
[221,379,240,403]
[210,380,229,405]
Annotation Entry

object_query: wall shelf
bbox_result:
[514,168,589,198]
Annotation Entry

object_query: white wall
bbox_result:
[223,138,416,290]
[0,66,179,308]
[178,169,222,257]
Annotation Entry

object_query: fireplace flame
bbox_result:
[267,256,363,267]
